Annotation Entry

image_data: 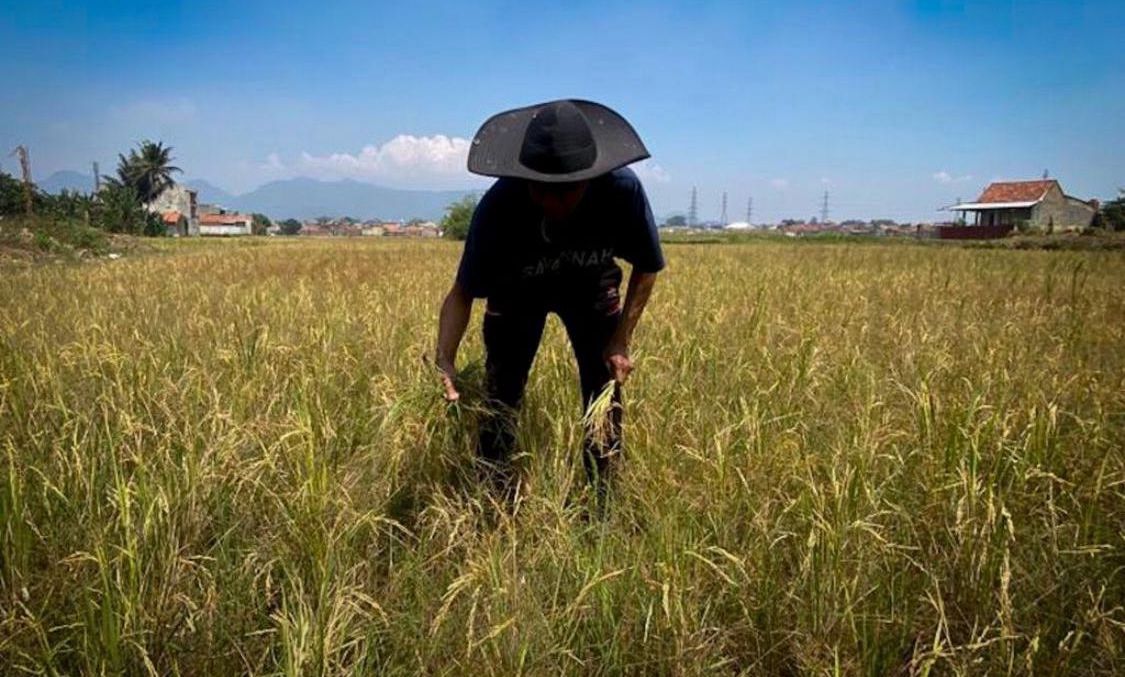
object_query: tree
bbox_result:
[251,213,273,235]
[664,215,686,227]
[116,140,182,204]
[279,218,302,235]
[0,171,36,216]
[44,189,95,223]
[1099,189,1125,232]
[93,180,156,234]
[441,195,477,240]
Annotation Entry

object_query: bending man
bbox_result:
[434,99,665,497]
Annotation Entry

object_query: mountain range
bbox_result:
[38,170,98,195]
[35,171,477,221]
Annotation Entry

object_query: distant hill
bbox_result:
[33,171,477,221]
[183,179,235,206]
[227,178,476,221]
[38,171,96,194]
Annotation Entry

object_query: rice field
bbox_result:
[1,238,1122,674]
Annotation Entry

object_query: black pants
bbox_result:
[479,300,623,486]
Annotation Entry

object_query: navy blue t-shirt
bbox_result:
[456,167,665,312]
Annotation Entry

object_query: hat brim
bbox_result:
[467,99,650,183]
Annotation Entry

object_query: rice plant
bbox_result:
[1,238,1122,674]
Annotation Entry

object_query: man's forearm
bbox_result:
[613,270,657,348]
[436,284,472,366]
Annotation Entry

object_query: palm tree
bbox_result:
[116,140,182,205]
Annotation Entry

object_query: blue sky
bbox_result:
[2,0,1122,222]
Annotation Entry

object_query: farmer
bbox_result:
[434,99,665,497]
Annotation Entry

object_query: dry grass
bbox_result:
[1,238,1122,674]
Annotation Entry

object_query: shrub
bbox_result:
[1100,189,1125,231]
[0,170,46,216]
[0,214,109,255]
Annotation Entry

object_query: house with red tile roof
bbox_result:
[199,212,253,236]
[162,210,188,234]
[947,179,1097,237]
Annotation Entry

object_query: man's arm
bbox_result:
[435,282,472,401]
[604,269,658,384]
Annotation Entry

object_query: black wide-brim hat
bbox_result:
[468,99,650,183]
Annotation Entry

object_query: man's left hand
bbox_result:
[605,343,632,384]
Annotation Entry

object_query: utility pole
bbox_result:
[720,191,728,225]
[688,186,698,227]
[9,145,33,216]
[746,196,753,226]
[820,190,830,224]
[92,161,101,193]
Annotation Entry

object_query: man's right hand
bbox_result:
[435,282,472,403]
[436,357,461,402]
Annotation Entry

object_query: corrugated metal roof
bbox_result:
[949,201,1038,211]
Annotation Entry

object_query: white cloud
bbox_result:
[631,159,670,183]
[300,134,474,184]
[933,170,973,184]
[770,178,789,190]
[261,152,284,171]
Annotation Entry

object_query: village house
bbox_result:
[146,184,200,236]
[199,212,253,236]
[403,220,441,237]
[778,221,844,237]
[946,179,1098,238]
[161,211,189,234]
[296,219,368,236]
[336,222,363,237]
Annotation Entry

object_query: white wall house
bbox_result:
[199,212,253,236]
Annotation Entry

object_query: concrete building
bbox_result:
[199,212,252,236]
[946,179,1098,238]
[146,184,199,236]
